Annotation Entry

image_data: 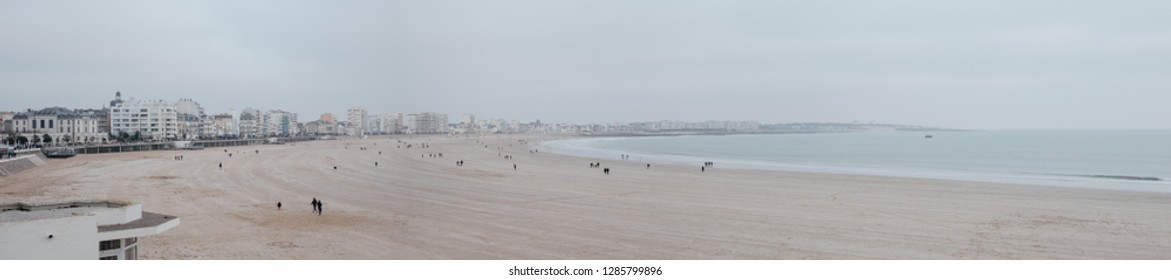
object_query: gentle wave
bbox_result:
[543,132,1171,193]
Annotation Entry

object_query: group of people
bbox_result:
[456,160,465,166]
[621,154,630,160]
[589,162,601,168]
[173,155,185,160]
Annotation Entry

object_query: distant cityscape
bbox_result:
[1,91,946,146]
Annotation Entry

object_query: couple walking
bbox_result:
[311,198,324,215]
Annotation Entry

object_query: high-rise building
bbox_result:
[262,110,298,136]
[346,107,367,136]
[212,114,234,138]
[461,114,476,134]
[320,113,335,123]
[238,108,261,138]
[109,98,178,141]
[174,99,206,140]
[462,114,475,125]
[406,112,447,134]
[380,113,403,134]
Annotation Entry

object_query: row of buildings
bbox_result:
[2,91,768,146]
[0,92,305,145]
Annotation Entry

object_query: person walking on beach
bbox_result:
[513,164,517,170]
[647,163,650,169]
[317,200,323,216]
[277,202,282,210]
[311,198,318,214]
[219,162,222,169]
[701,166,705,173]
[375,162,379,167]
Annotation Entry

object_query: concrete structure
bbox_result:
[0,201,179,260]
[110,98,178,141]
[406,112,447,134]
[320,113,335,123]
[346,107,367,136]
[0,153,47,176]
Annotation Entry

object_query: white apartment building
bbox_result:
[211,114,235,138]
[110,99,178,141]
[0,201,179,260]
[174,99,207,140]
[346,107,367,136]
[238,108,261,138]
[262,110,298,136]
[380,113,403,134]
[6,107,107,145]
[407,112,447,134]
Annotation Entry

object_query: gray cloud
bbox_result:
[2,0,1169,129]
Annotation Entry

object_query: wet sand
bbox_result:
[3,134,1171,259]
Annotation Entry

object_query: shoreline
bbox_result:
[4,134,1171,259]
[540,134,1171,194]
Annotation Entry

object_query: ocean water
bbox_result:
[542,130,1171,192]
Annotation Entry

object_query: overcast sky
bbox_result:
[2,1,1169,129]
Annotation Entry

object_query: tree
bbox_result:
[32,135,41,144]
[43,134,53,145]
[17,135,29,145]
[119,131,130,142]
[131,131,141,142]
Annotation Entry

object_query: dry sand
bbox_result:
[3,134,1170,259]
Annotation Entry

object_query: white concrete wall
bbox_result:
[92,204,140,226]
[0,216,97,260]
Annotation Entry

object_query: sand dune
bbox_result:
[3,134,1170,259]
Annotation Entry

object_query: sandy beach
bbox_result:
[3,134,1170,259]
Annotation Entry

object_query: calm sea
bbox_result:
[542,130,1171,192]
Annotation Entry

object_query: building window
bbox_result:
[99,255,118,260]
[99,239,121,251]
[125,237,137,246]
[125,246,137,260]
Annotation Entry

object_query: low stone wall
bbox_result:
[0,153,47,177]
